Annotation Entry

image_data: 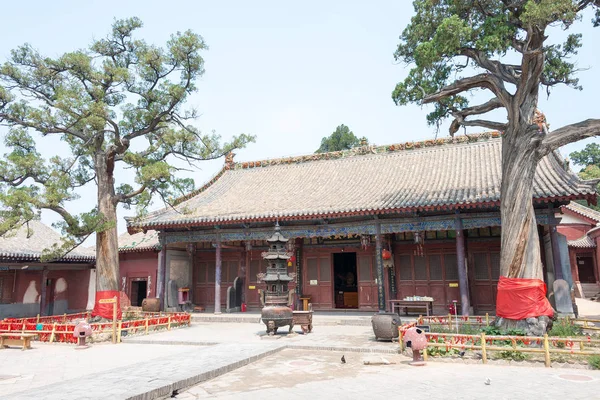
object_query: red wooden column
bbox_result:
[375,220,386,312]
[240,241,248,305]
[156,237,167,310]
[454,212,471,315]
[187,243,196,304]
[39,267,48,316]
[214,235,222,314]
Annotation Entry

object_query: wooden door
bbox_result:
[470,251,500,312]
[194,258,215,308]
[357,253,378,309]
[304,255,332,308]
[577,256,596,283]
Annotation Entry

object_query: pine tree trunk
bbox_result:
[95,153,119,292]
[499,126,544,280]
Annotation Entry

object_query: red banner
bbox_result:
[496,276,554,320]
[91,290,122,320]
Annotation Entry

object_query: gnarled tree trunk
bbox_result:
[95,151,120,293]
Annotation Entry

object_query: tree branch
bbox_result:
[539,119,600,156]
[115,184,147,204]
[460,48,521,85]
[423,74,512,107]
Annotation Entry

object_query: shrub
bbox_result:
[589,355,600,370]
[549,318,583,338]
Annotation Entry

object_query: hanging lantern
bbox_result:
[382,249,392,260]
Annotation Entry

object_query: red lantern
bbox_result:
[382,249,392,260]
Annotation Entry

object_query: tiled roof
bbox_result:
[128,136,597,230]
[568,235,596,248]
[562,202,600,223]
[118,230,160,253]
[0,220,95,262]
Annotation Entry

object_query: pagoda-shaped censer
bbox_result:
[257,224,296,335]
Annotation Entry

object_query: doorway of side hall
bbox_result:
[333,252,358,309]
[130,279,148,306]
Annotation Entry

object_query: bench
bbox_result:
[0,333,37,351]
[389,300,433,316]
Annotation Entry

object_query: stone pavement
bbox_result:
[4,342,284,400]
[175,349,600,400]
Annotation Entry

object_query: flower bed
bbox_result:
[0,311,191,344]
[398,316,600,368]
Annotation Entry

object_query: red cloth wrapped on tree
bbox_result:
[496,276,554,320]
[91,290,122,320]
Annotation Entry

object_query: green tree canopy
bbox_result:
[571,143,600,210]
[315,124,366,153]
[0,17,253,291]
[571,143,600,166]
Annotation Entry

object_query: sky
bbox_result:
[1,1,599,240]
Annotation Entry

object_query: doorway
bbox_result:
[577,256,596,283]
[333,252,358,309]
[130,280,148,306]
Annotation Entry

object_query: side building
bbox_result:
[0,221,95,319]
[125,134,598,314]
[557,202,600,298]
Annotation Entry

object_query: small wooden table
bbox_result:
[389,300,433,316]
[299,296,312,311]
[0,333,37,351]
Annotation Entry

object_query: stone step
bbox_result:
[580,283,600,299]
[190,312,374,326]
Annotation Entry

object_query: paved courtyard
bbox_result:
[175,349,599,400]
[0,308,599,399]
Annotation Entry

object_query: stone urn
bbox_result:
[261,305,294,335]
[371,312,401,341]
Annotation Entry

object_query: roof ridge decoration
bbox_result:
[233,131,503,170]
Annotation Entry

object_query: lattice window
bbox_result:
[249,260,260,283]
[319,258,331,282]
[490,253,501,280]
[444,254,459,281]
[474,253,489,280]
[307,259,318,281]
[227,261,238,282]
[398,255,412,280]
[428,255,442,280]
[207,261,216,282]
[358,256,372,282]
[196,263,207,283]
[414,256,427,280]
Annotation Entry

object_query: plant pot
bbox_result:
[371,312,401,341]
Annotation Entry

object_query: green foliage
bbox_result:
[429,323,480,335]
[426,337,460,357]
[0,17,254,260]
[548,318,583,337]
[571,143,600,167]
[589,355,600,369]
[315,124,364,153]
[495,349,528,361]
[570,143,600,210]
[392,0,599,130]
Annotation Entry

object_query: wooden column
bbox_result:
[39,267,48,316]
[454,213,470,316]
[187,243,196,304]
[214,236,222,314]
[375,220,386,312]
[157,236,167,311]
[240,241,248,305]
